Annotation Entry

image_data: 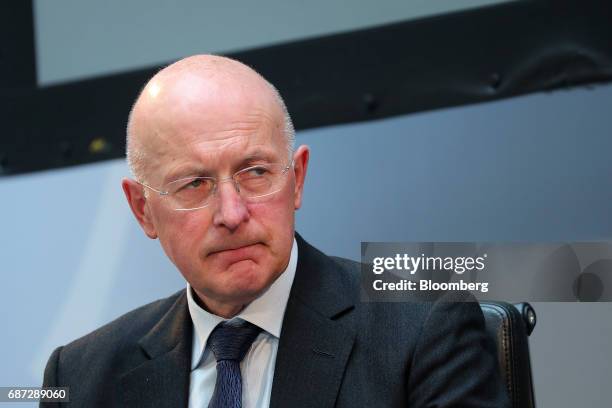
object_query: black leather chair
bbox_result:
[480,302,537,408]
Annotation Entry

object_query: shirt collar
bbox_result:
[187,237,298,370]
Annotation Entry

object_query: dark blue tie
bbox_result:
[207,320,262,408]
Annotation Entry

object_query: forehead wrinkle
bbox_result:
[161,140,280,184]
[133,110,285,186]
[143,104,280,163]
[150,106,282,157]
[194,111,276,139]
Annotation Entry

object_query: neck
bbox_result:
[191,287,245,318]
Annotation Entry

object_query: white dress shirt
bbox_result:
[187,238,298,408]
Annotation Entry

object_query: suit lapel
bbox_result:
[119,291,192,408]
[270,235,357,408]
[116,235,356,408]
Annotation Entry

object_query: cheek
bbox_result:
[248,196,296,260]
[155,212,211,265]
[250,192,295,232]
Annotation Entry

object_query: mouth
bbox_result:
[208,243,262,262]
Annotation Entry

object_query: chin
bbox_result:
[222,260,276,297]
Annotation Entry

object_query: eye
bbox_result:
[187,178,203,188]
[171,177,209,194]
[246,166,269,176]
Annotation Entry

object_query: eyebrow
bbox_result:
[163,165,206,184]
[237,150,279,167]
[162,149,281,183]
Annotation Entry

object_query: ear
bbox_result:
[292,145,310,210]
[122,178,158,239]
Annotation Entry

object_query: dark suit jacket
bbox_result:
[42,234,509,407]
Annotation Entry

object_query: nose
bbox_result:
[212,178,249,231]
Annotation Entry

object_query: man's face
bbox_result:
[124,74,308,314]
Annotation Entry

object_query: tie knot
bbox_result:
[208,320,262,362]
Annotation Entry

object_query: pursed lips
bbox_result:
[207,242,261,258]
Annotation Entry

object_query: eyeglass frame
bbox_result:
[136,159,294,211]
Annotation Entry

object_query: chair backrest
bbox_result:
[480,301,537,408]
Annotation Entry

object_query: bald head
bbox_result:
[126,55,294,182]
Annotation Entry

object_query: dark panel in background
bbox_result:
[1,0,611,176]
[0,2,36,91]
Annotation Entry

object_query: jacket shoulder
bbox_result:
[58,290,184,365]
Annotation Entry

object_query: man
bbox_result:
[42,55,509,407]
